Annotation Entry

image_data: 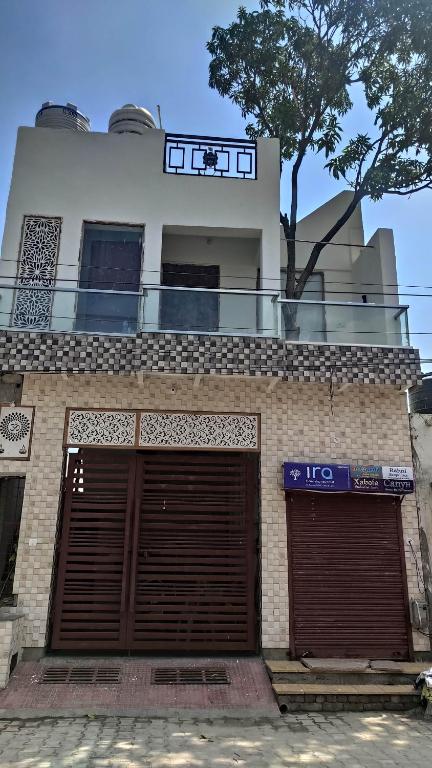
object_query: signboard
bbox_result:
[382,466,413,481]
[350,465,382,479]
[351,476,383,493]
[351,476,415,494]
[381,478,414,494]
[283,462,414,495]
[283,462,351,492]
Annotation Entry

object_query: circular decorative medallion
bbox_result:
[0,412,31,442]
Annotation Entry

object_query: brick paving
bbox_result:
[0,711,430,767]
[0,658,277,717]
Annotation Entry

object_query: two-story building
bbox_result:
[0,102,426,687]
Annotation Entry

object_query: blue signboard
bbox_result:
[283,462,415,495]
[350,465,382,479]
[283,462,351,492]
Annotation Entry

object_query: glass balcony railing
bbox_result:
[0,283,410,347]
[0,284,279,337]
[279,298,410,347]
[145,286,279,336]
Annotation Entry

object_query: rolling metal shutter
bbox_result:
[286,492,411,660]
[52,449,257,652]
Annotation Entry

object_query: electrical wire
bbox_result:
[282,236,375,248]
[3,275,432,298]
[1,257,432,293]
[409,539,426,593]
[1,256,432,291]
[0,308,429,335]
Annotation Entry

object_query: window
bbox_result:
[160,263,220,332]
[76,223,143,334]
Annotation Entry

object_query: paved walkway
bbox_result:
[0,711,430,767]
[0,658,277,718]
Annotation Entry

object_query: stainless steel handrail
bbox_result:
[0,283,279,298]
[0,283,408,307]
[278,297,409,310]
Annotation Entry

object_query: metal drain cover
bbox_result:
[152,667,230,685]
[39,667,121,684]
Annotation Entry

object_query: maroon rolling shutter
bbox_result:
[127,451,257,651]
[51,450,136,650]
[286,492,411,660]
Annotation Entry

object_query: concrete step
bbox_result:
[269,671,419,685]
[266,660,424,685]
[266,661,309,674]
[272,682,420,713]
[266,660,426,675]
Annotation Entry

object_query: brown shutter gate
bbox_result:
[51,449,258,652]
[51,450,137,650]
[286,492,412,660]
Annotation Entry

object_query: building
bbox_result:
[0,102,426,687]
[409,376,432,643]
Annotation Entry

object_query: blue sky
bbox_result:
[0,0,431,361]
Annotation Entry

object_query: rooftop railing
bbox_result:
[0,283,410,347]
[163,133,257,179]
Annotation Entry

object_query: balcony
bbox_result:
[279,298,410,347]
[0,283,410,348]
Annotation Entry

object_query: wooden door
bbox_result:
[160,263,220,332]
[52,449,257,652]
[286,492,412,659]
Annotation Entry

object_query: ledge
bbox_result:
[0,330,421,388]
[0,611,26,623]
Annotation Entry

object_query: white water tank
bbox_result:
[108,104,156,135]
[35,102,90,131]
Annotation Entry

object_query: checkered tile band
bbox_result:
[0,331,421,387]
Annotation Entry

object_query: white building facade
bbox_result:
[0,104,426,686]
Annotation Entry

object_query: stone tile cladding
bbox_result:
[0,330,421,387]
[0,373,427,651]
[0,616,25,688]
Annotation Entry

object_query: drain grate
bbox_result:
[151,667,230,685]
[39,667,121,685]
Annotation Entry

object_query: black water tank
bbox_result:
[409,376,432,414]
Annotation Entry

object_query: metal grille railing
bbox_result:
[163,133,257,179]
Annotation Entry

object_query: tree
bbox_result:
[207,0,432,303]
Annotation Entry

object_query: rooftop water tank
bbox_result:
[108,104,156,135]
[409,375,432,414]
[35,102,90,131]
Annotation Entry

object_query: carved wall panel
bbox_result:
[139,412,259,449]
[65,409,259,450]
[0,405,35,459]
[66,410,136,446]
[13,216,61,329]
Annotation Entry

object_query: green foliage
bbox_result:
[207,1,432,295]
[208,4,352,162]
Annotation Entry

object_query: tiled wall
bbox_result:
[0,331,421,388]
[0,372,427,652]
[0,615,25,688]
